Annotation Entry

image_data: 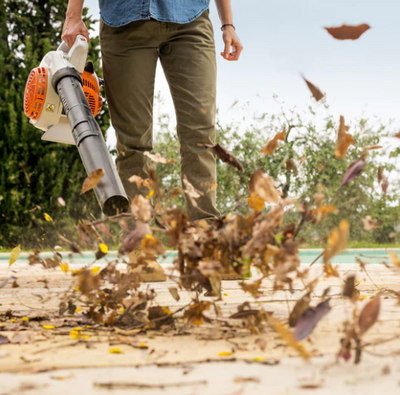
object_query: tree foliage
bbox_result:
[153,103,400,245]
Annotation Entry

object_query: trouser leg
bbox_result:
[159,11,220,222]
[100,19,159,199]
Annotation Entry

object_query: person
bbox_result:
[62,0,243,223]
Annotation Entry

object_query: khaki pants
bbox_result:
[100,11,220,222]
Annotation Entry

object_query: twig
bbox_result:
[88,212,135,226]
[309,251,324,267]
[31,340,81,355]
[94,380,207,389]
[109,341,149,350]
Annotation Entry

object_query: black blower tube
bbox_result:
[52,67,129,216]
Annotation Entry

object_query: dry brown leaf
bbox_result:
[261,130,286,155]
[335,116,354,159]
[298,155,306,167]
[324,263,340,278]
[249,169,280,204]
[131,194,153,222]
[248,193,265,212]
[144,151,175,164]
[268,317,309,360]
[324,219,349,263]
[128,175,153,189]
[168,287,180,301]
[285,159,297,172]
[362,216,382,231]
[324,24,371,40]
[362,145,382,152]
[118,221,151,255]
[198,143,244,172]
[303,77,324,101]
[289,292,311,327]
[390,251,400,266]
[358,295,380,335]
[341,157,366,186]
[80,169,105,195]
[294,299,331,341]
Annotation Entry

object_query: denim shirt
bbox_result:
[99,0,211,27]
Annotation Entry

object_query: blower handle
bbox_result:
[57,35,88,74]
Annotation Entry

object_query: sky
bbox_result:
[84,0,400,148]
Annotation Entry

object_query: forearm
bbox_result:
[66,0,85,19]
[214,0,233,25]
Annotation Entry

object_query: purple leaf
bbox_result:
[294,299,331,341]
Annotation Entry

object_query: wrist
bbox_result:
[66,10,82,20]
[221,24,235,31]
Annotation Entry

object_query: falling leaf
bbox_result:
[294,299,331,341]
[324,263,340,278]
[9,245,21,266]
[358,295,380,335]
[168,287,180,301]
[341,157,366,186]
[324,24,371,40]
[144,151,175,164]
[95,243,108,260]
[59,262,69,273]
[261,130,286,155]
[131,194,153,222]
[57,197,66,206]
[91,267,101,275]
[381,176,389,196]
[128,175,153,189]
[80,169,105,195]
[335,116,354,159]
[289,293,311,327]
[362,216,382,231]
[389,251,400,267]
[249,169,280,204]
[302,77,324,101]
[248,193,265,212]
[182,176,203,208]
[255,338,267,351]
[109,348,124,354]
[362,145,382,152]
[268,317,309,360]
[118,221,151,255]
[198,143,244,172]
[324,220,349,263]
[44,213,53,222]
[343,275,360,302]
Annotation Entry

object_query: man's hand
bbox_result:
[221,26,243,61]
[62,14,89,49]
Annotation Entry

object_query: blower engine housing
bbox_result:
[24,37,103,145]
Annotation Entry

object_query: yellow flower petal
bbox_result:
[44,213,53,222]
[9,245,21,266]
[91,266,100,275]
[218,351,234,357]
[60,262,69,273]
[22,317,30,322]
[109,348,123,354]
[43,325,55,329]
[99,243,108,254]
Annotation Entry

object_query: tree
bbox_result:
[0,1,109,248]
[153,102,400,245]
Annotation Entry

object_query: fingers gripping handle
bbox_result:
[57,35,88,73]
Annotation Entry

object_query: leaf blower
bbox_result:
[23,35,129,216]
